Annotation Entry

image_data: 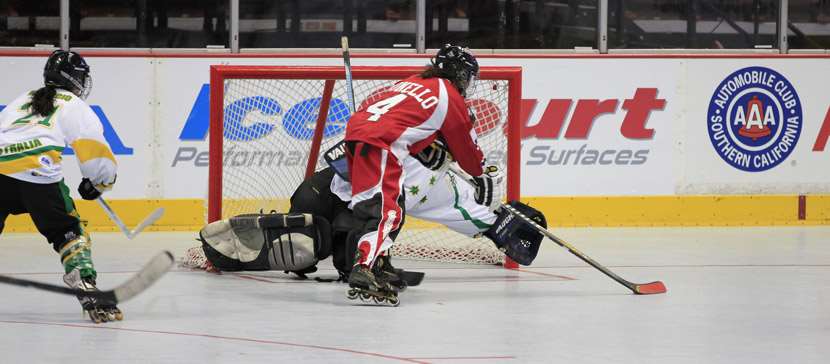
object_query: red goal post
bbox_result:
[208,65,522,267]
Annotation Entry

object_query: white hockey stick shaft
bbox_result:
[0,251,174,305]
[96,196,132,238]
[129,207,165,238]
[341,36,357,113]
[96,196,165,239]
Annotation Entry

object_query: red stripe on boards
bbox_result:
[798,195,806,220]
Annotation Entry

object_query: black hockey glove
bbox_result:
[471,165,502,207]
[484,201,547,266]
[78,178,102,200]
[414,142,448,171]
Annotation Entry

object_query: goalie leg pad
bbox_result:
[198,213,332,273]
[484,201,547,266]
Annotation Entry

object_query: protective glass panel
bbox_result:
[788,0,830,49]
[609,0,780,49]
[69,0,227,48]
[426,0,598,49]
[238,0,416,49]
[0,0,60,47]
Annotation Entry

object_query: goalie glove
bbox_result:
[414,141,449,171]
[471,165,504,210]
[484,201,546,266]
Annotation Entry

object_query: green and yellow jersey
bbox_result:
[0,89,117,187]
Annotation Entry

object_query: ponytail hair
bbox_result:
[31,86,57,117]
[420,64,466,95]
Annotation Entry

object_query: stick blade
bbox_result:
[128,207,165,239]
[112,251,175,303]
[633,281,667,295]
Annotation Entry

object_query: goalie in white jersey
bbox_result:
[196,139,549,291]
[0,50,121,323]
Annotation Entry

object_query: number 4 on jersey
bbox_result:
[366,94,407,122]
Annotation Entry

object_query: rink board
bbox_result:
[3,194,830,233]
[0,52,829,230]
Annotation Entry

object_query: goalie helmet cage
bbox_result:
[208,65,522,268]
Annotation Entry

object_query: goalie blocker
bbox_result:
[484,201,547,266]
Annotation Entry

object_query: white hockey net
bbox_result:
[206,66,517,265]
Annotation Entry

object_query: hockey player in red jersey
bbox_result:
[344,44,484,305]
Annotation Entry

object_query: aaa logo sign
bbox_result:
[707,66,802,172]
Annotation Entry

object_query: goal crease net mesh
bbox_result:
[190,66,520,269]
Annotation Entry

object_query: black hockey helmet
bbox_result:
[43,50,92,99]
[431,44,479,96]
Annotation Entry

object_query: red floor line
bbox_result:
[3,264,826,277]
[0,269,203,276]
[529,264,830,268]
[227,273,571,284]
[0,319,430,363]
[406,356,516,360]
[224,278,568,285]
[512,268,577,280]
[234,274,281,283]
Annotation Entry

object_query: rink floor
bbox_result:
[1,227,828,363]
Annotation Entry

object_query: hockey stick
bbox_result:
[445,164,666,294]
[96,197,165,239]
[0,251,174,305]
[341,36,357,113]
[500,204,667,295]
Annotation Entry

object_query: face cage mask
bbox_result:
[78,75,92,100]
[60,70,92,100]
[464,74,478,98]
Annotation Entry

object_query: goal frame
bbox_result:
[208,65,523,267]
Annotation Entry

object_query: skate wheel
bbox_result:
[89,314,102,324]
[388,296,400,306]
[347,290,359,300]
[115,312,124,321]
[360,292,372,300]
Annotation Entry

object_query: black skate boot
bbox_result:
[346,260,400,307]
[63,268,123,323]
[375,255,425,289]
[374,255,407,291]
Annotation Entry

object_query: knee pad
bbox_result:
[199,213,332,273]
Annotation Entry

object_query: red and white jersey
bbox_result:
[345,75,484,177]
